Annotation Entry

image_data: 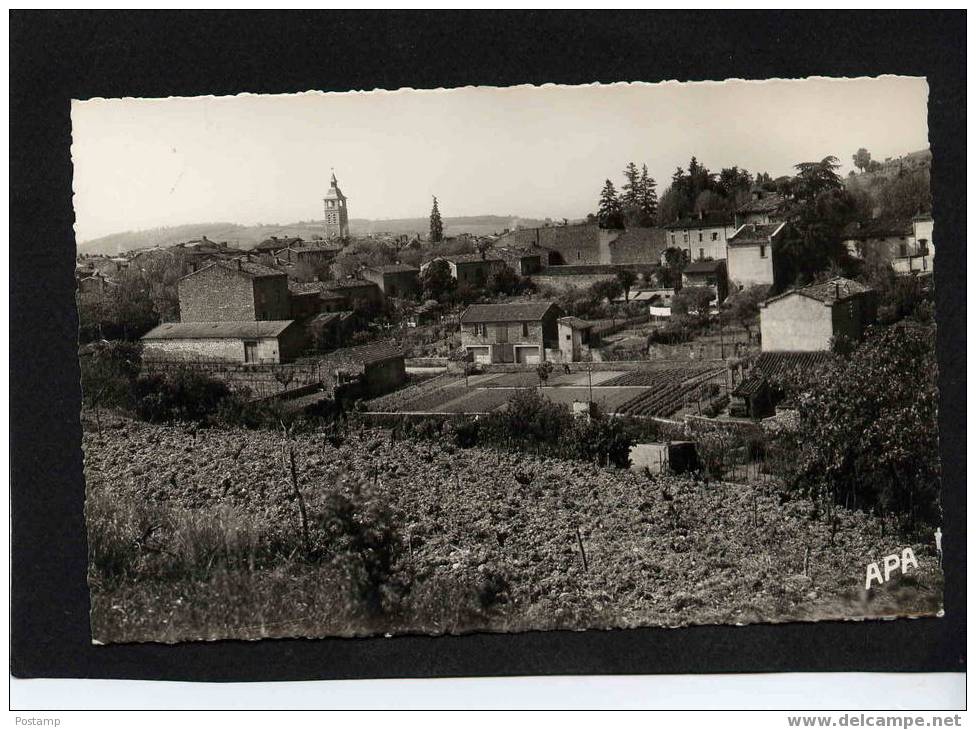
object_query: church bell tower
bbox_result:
[323,171,349,239]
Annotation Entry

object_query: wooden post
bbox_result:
[575,526,589,572]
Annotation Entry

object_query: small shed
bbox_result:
[730,373,774,419]
[557,316,593,362]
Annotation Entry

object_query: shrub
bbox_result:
[569,416,635,468]
[447,418,481,448]
[134,368,231,423]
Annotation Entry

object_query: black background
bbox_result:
[10,10,967,682]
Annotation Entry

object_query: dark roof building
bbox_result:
[141,320,304,364]
[460,301,557,324]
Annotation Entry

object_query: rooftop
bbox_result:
[557,316,592,329]
[663,212,734,230]
[841,218,914,239]
[365,264,420,274]
[319,340,405,366]
[182,259,284,282]
[461,301,557,324]
[684,258,727,274]
[727,223,785,246]
[325,279,381,291]
[141,320,295,340]
[444,253,504,265]
[735,192,787,215]
[762,277,874,307]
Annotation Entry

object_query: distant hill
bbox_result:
[845,148,931,189]
[77,215,551,256]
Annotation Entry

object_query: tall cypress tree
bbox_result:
[597,179,625,230]
[429,196,444,243]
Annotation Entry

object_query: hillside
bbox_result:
[77,215,550,256]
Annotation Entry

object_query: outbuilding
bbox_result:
[141,320,304,364]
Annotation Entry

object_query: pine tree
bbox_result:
[429,196,443,243]
[637,164,658,225]
[621,162,641,210]
[597,179,624,230]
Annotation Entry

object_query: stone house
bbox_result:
[318,340,406,397]
[734,189,789,227]
[140,320,304,364]
[361,264,420,298]
[681,259,729,304]
[843,214,935,276]
[178,260,290,322]
[460,301,563,364]
[663,212,736,262]
[556,316,593,362]
[323,279,383,309]
[491,247,545,276]
[606,227,669,265]
[421,254,506,288]
[726,222,789,290]
[254,236,303,255]
[76,271,119,295]
[759,277,877,352]
[275,244,343,269]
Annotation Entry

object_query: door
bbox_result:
[244,341,258,363]
[515,346,540,364]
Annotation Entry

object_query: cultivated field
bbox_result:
[366,366,727,418]
[85,418,943,644]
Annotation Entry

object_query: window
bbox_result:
[243,341,258,363]
[479,324,487,337]
[671,234,676,244]
[711,232,719,241]
[699,248,704,260]
[565,334,571,340]
[918,238,930,255]
[899,242,908,257]
[685,248,691,259]
[577,251,581,260]
[472,325,479,335]
[759,244,767,258]
[683,233,689,243]
[522,322,529,337]
[698,233,703,242]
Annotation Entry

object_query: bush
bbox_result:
[779,322,940,529]
[134,368,231,424]
[569,415,634,468]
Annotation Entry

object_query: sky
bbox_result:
[71,76,929,242]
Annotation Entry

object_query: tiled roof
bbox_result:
[727,223,785,246]
[684,259,726,274]
[663,213,734,230]
[735,193,786,214]
[731,373,768,397]
[366,264,420,274]
[751,351,836,380]
[762,277,874,307]
[142,320,295,340]
[445,253,504,264]
[286,243,344,254]
[841,218,913,239]
[255,236,303,251]
[320,340,405,365]
[325,279,380,291]
[491,247,544,261]
[558,316,592,329]
[461,301,557,324]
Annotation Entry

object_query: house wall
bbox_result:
[362,358,407,396]
[557,322,583,362]
[727,244,775,289]
[179,265,290,322]
[453,260,504,287]
[461,317,555,363]
[142,336,285,364]
[665,225,733,261]
[760,294,834,352]
[362,269,419,298]
[509,224,602,264]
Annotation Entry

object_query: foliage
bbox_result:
[486,266,530,297]
[77,269,161,343]
[569,414,634,468]
[80,340,143,412]
[597,179,625,230]
[429,196,444,243]
[134,368,231,424]
[778,323,940,530]
[662,247,690,290]
[775,188,857,289]
[725,284,769,338]
[420,259,456,303]
[615,269,637,301]
[590,278,624,304]
[852,147,872,173]
[671,286,714,321]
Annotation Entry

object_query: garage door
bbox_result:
[468,346,491,364]
[515,346,541,364]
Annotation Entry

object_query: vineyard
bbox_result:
[366,365,728,419]
[84,419,944,643]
